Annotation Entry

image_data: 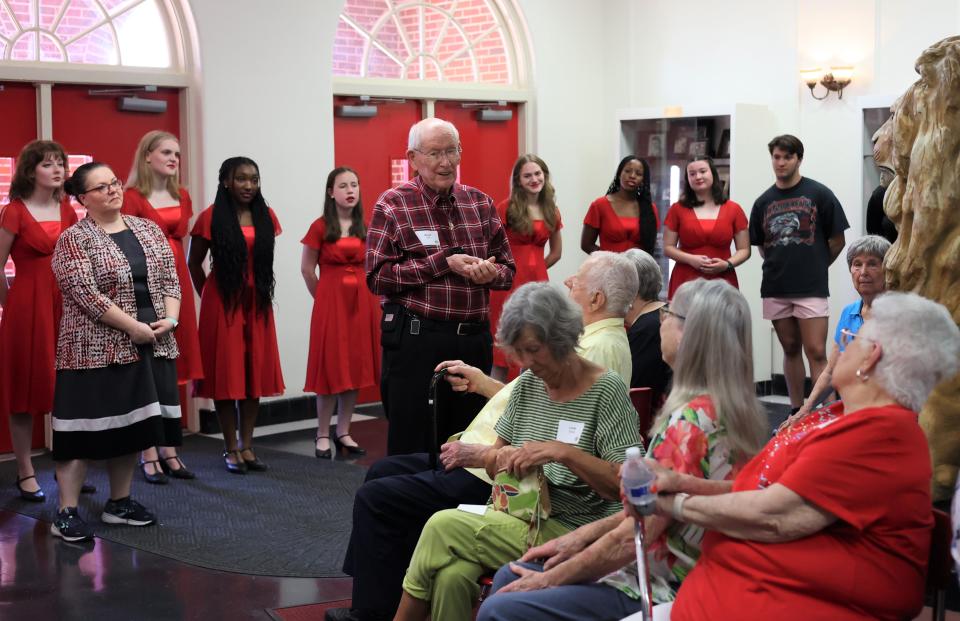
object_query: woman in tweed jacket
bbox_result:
[49,162,182,543]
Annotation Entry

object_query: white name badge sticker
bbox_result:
[415,229,440,247]
[457,504,488,515]
[556,420,585,444]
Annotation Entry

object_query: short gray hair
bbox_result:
[408,118,460,150]
[623,248,663,301]
[846,234,891,269]
[580,251,639,317]
[859,292,960,411]
[497,282,583,360]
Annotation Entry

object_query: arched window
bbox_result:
[0,0,174,68]
[334,0,527,86]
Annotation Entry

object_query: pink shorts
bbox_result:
[762,297,829,321]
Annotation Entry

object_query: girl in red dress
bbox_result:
[488,154,562,381]
[581,155,659,256]
[188,157,284,474]
[0,140,77,502]
[662,156,751,299]
[301,167,379,458]
[124,130,202,483]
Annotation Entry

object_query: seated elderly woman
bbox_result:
[476,279,769,621]
[391,281,639,621]
[622,249,671,402]
[328,251,638,621]
[788,234,891,421]
[653,291,960,621]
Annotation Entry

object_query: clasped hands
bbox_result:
[690,254,729,275]
[494,441,567,479]
[446,253,498,284]
[127,319,175,344]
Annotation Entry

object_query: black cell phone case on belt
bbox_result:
[380,303,405,349]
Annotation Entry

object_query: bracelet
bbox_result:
[726,260,735,271]
[164,317,179,330]
[672,492,690,522]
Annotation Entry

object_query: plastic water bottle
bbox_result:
[622,446,656,516]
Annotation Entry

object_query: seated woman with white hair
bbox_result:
[652,291,960,621]
[392,281,640,621]
[622,249,671,401]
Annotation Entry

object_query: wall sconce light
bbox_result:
[800,66,853,100]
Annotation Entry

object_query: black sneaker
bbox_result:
[51,507,94,542]
[101,498,156,526]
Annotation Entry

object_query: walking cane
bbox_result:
[427,369,448,470]
[633,513,654,620]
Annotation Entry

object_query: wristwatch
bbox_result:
[446,246,465,257]
[726,260,735,271]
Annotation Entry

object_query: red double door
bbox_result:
[0,81,181,451]
[332,96,520,402]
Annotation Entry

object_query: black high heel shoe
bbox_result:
[15,474,45,502]
[139,458,169,485]
[159,455,196,480]
[334,434,367,456]
[315,436,332,459]
[240,448,268,472]
[223,450,247,475]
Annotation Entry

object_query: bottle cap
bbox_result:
[625,446,642,460]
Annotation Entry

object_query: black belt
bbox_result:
[407,313,488,336]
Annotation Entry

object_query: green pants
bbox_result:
[402,506,571,621]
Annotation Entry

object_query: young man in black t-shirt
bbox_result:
[749,135,849,412]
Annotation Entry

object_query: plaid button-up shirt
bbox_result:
[365,176,515,322]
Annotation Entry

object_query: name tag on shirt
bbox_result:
[415,229,440,247]
[556,420,585,444]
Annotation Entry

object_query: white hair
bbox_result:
[497,282,583,359]
[846,234,891,269]
[408,118,460,150]
[623,248,663,301]
[858,292,960,412]
[580,251,640,317]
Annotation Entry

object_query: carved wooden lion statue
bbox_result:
[883,35,960,501]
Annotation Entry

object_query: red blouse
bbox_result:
[583,196,659,253]
[663,200,748,298]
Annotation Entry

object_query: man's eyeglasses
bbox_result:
[83,179,122,195]
[412,146,462,163]
[659,304,685,321]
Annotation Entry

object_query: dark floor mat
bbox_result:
[0,435,366,578]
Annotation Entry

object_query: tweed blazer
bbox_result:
[52,215,181,370]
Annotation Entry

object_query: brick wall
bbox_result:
[334,0,511,84]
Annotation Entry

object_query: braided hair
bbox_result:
[210,157,276,314]
[606,155,657,255]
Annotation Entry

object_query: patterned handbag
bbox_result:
[491,467,552,548]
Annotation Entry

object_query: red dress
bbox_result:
[122,188,203,383]
[663,200,748,299]
[191,206,285,400]
[301,218,380,394]
[0,199,77,419]
[583,196,659,253]
[489,200,562,370]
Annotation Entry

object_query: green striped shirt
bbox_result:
[494,369,641,530]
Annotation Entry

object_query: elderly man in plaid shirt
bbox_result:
[365,117,516,457]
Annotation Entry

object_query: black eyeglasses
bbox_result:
[659,304,685,321]
[83,179,122,195]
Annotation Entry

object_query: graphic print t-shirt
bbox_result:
[749,177,849,298]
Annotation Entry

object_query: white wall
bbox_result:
[190,0,339,400]
[186,0,959,399]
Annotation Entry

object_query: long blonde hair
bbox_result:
[505,154,559,235]
[126,130,181,200]
[655,279,768,462]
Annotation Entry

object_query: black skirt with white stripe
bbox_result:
[51,342,181,461]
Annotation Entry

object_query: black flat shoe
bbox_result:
[15,474,45,502]
[139,459,168,485]
[223,450,247,475]
[54,473,97,494]
[315,436,332,459]
[334,434,367,456]
[160,455,196,480]
[240,448,267,472]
